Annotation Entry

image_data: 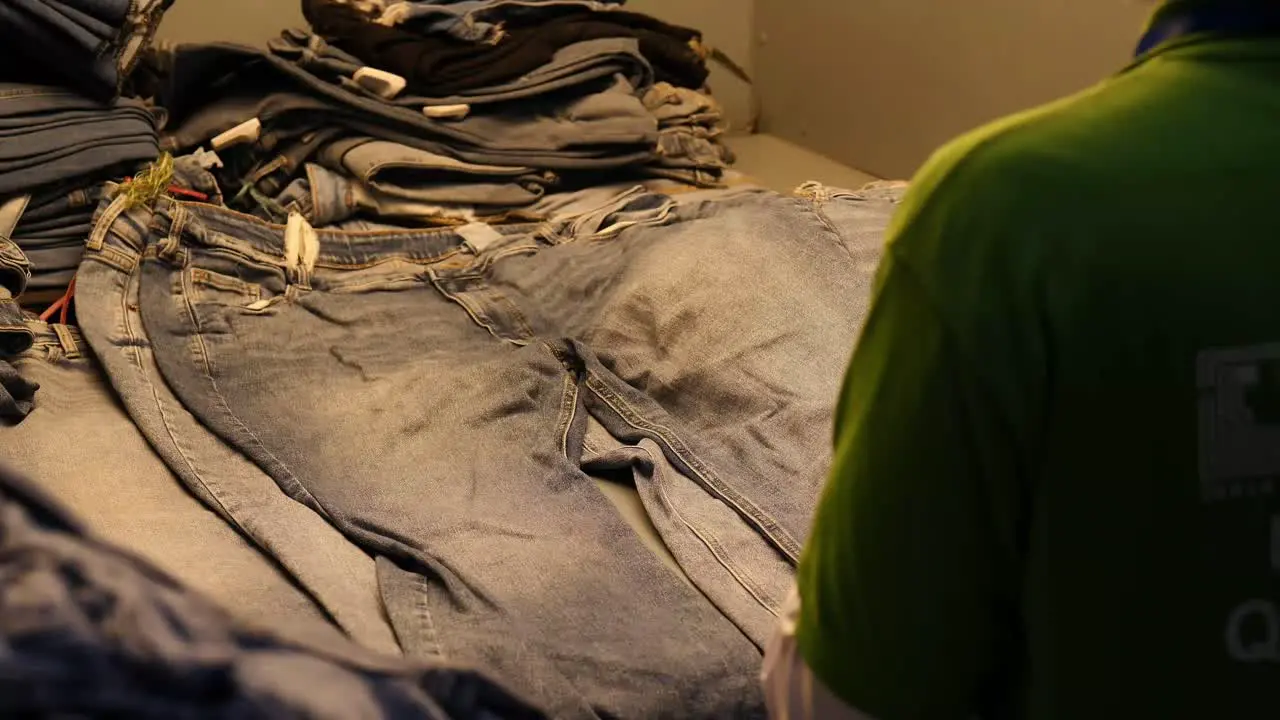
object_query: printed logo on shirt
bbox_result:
[1219,515,1280,664]
[1197,345,1280,502]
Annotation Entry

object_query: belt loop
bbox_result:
[156,203,188,260]
[52,324,81,360]
[86,193,132,252]
[284,212,319,290]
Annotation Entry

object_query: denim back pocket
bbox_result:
[184,266,284,321]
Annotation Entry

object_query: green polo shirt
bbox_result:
[796,6,1280,719]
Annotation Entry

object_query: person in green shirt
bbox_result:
[762,2,1280,717]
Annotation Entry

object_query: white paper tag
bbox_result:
[211,118,262,151]
[456,222,505,254]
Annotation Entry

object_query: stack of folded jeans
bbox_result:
[0,5,914,718]
[0,0,175,101]
[139,0,735,230]
[644,81,735,186]
[0,83,160,348]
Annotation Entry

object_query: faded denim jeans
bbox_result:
[76,192,403,655]
[92,181,905,717]
[117,192,797,718]
[0,460,547,719]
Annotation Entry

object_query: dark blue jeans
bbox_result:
[84,182,905,717]
[384,0,627,42]
[0,0,173,100]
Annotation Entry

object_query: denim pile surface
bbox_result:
[0,0,174,337]
[134,0,736,232]
[0,1,909,718]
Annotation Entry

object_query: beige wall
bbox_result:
[754,0,1152,178]
[156,0,755,130]
[157,1,303,44]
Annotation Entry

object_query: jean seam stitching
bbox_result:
[428,272,509,343]
[120,264,248,534]
[177,263,338,527]
[584,374,802,562]
[803,196,858,261]
[642,443,780,617]
[556,368,578,462]
[412,573,447,660]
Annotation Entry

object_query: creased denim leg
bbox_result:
[131,196,766,719]
[0,358,37,422]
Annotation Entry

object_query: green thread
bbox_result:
[118,152,175,209]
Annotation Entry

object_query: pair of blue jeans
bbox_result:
[79,180,906,717]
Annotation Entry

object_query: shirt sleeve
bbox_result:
[795,247,1028,719]
[762,584,880,720]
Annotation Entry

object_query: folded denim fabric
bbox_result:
[642,81,723,126]
[319,136,551,206]
[0,359,37,421]
[303,0,707,93]
[0,84,158,196]
[0,307,33,356]
[0,0,175,100]
[269,30,653,109]
[655,125,733,170]
[0,256,27,307]
[0,462,549,719]
[379,0,626,43]
[143,42,656,171]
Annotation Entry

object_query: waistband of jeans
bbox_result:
[90,190,543,270]
[20,318,85,360]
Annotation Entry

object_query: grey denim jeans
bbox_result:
[320,137,551,207]
[152,43,657,171]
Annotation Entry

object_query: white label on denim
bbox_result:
[353,67,407,99]
[284,212,320,274]
[211,118,262,151]
[457,223,505,254]
[423,104,471,120]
